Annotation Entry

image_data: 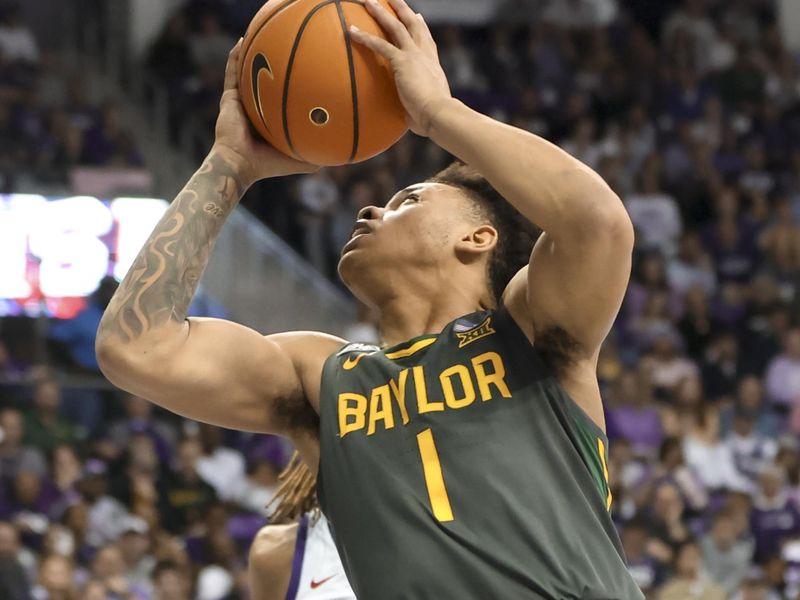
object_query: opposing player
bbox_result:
[96,0,643,597]
[249,454,354,600]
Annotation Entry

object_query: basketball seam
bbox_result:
[334,0,360,163]
[282,0,335,161]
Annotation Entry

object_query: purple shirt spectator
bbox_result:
[751,467,800,564]
[765,330,800,409]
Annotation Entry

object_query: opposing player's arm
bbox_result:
[249,523,298,600]
[96,41,337,437]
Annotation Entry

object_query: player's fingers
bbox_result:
[224,38,243,91]
[385,0,421,36]
[414,13,435,45]
[350,25,401,62]
[364,0,413,49]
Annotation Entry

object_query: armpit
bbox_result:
[536,326,582,378]
[273,392,320,435]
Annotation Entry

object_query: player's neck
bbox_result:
[376,293,485,348]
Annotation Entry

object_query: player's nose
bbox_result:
[356,205,384,222]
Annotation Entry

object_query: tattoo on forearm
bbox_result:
[100,152,246,343]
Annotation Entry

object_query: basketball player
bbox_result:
[96,0,643,596]
[249,453,354,600]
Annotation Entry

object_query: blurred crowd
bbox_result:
[2,0,800,597]
[0,360,293,600]
[0,0,142,193]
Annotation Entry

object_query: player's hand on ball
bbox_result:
[350,0,452,137]
[213,39,318,185]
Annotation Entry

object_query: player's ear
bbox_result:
[454,225,497,261]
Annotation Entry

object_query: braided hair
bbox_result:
[267,452,319,524]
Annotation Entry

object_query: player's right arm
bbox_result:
[95,40,338,436]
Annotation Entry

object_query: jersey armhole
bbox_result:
[495,304,612,507]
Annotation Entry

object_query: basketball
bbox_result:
[239,0,408,167]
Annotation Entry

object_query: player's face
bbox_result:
[338,182,475,298]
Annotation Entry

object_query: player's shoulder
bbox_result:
[251,522,299,562]
[267,331,349,367]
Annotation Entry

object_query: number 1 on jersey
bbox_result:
[416,429,454,522]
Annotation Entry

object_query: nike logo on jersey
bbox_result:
[310,574,336,589]
[343,353,369,370]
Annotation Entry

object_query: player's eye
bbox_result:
[403,194,420,204]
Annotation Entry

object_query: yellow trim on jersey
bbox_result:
[597,438,612,511]
[384,337,436,360]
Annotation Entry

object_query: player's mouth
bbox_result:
[350,220,373,239]
[342,221,374,253]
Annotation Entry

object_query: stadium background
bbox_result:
[1,0,800,598]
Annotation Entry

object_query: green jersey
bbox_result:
[317,307,643,599]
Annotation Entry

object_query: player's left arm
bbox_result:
[352,0,633,426]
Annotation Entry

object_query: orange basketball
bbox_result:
[239,0,408,167]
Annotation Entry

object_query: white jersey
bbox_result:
[287,513,355,600]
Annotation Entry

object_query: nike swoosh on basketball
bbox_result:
[251,52,274,133]
[310,574,336,589]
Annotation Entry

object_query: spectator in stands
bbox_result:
[608,370,663,458]
[645,481,692,568]
[621,517,660,595]
[48,444,82,511]
[152,560,191,600]
[195,424,247,503]
[750,465,800,564]
[438,26,486,94]
[702,331,744,400]
[668,231,718,299]
[108,431,162,528]
[641,334,699,396]
[188,11,234,78]
[22,379,80,454]
[683,405,752,493]
[678,287,722,360]
[626,154,683,254]
[63,76,99,134]
[31,553,77,600]
[658,538,726,600]
[147,13,194,88]
[236,458,279,516]
[80,104,143,167]
[108,394,177,463]
[726,406,778,482]
[0,521,28,600]
[701,510,755,595]
[765,329,800,409]
[78,459,129,549]
[158,438,217,535]
[89,543,134,598]
[761,197,800,277]
[0,3,38,64]
[0,408,46,482]
[297,169,340,275]
[117,516,154,598]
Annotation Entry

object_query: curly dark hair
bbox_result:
[427,161,541,304]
